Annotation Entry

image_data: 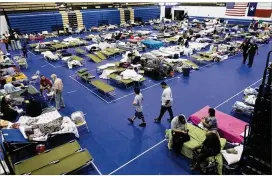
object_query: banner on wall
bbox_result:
[247,2,272,18]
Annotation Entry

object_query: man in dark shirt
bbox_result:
[247,41,258,68]
[40,75,52,96]
[240,39,250,64]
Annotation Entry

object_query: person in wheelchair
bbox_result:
[190,132,221,171]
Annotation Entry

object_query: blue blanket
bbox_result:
[142,40,163,49]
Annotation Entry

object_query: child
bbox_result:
[128,87,146,127]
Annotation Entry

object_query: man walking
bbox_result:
[247,40,258,68]
[240,39,250,64]
[51,74,65,110]
[154,82,174,123]
[128,87,146,127]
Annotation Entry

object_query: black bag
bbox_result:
[172,130,190,153]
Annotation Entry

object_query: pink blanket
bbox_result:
[189,105,247,143]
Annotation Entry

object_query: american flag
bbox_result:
[225,2,248,16]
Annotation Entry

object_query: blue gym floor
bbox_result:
[2,29,271,175]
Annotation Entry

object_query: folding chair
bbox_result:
[46,91,55,104]
[30,70,40,85]
[71,111,89,133]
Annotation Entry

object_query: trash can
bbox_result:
[182,67,191,77]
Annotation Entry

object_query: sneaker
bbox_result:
[128,118,134,123]
[139,123,146,127]
[154,118,161,123]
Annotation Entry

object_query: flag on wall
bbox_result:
[225,2,248,16]
[247,2,272,18]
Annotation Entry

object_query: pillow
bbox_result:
[221,145,243,165]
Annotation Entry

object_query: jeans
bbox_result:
[157,105,174,121]
[55,90,65,109]
[11,40,18,50]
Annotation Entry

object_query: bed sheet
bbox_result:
[189,105,247,143]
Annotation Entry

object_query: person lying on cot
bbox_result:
[200,108,218,133]
[11,77,24,87]
[39,75,52,96]
[1,66,18,77]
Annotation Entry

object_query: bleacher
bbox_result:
[81,9,120,28]
[8,11,63,33]
[133,6,160,22]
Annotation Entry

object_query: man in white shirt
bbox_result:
[51,74,65,110]
[154,82,174,123]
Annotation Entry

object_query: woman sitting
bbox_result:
[1,96,18,122]
[191,132,221,170]
[170,114,190,154]
[200,108,218,133]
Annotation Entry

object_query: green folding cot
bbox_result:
[105,48,125,55]
[86,54,102,63]
[192,55,213,62]
[108,73,134,88]
[95,51,107,60]
[100,50,115,57]
[108,74,146,89]
[31,149,92,175]
[90,80,115,97]
[76,68,95,82]
[28,43,38,48]
[71,55,84,62]
[13,140,82,175]
[75,48,86,55]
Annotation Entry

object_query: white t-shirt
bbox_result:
[134,93,143,112]
[161,87,173,107]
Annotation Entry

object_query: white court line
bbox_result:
[69,76,110,104]
[44,60,56,68]
[41,64,48,68]
[67,90,77,94]
[214,77,263,109]
[91,161,103,175]
[55,65,63,68]
[27,49,36,56]
[108,139,166,175]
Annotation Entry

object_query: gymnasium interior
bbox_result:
[0,2,271,175]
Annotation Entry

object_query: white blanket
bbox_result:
[244,95,257,106]
[99,70,117,79]
[244,87,258,95]
[99,42,111,50]
[67,60,82,69]
[98,63,116,70]
[17,110,79,141]
[86,44,100,51]
[63,37,81,42]
[120,69,143,81]
[41,51,59,60]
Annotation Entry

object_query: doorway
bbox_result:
[165,7,172,19]
[174,10,184,20]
